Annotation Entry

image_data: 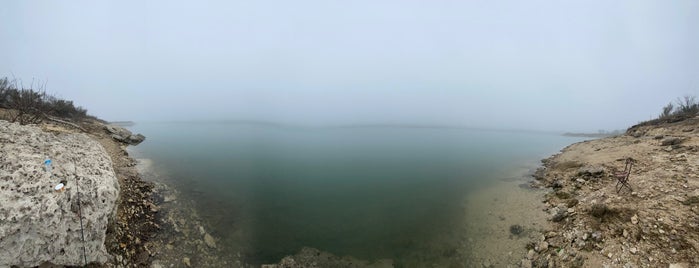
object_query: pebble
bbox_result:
[204,233,217,248]
[520,259,532,268]
[630,247,637,254]
[183,257,191,267]
[151,261,164,268]
[631,214,639,224]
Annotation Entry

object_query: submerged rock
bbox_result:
[204,233,216,248]
[510,224,524,236]
[0,121,119,267]
[265,247,393,268]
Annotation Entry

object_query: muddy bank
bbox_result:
[528,116,699,267]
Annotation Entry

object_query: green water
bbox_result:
[128,122,583,265]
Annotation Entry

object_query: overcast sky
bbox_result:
[1,1,697,132]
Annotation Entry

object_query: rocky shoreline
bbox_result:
[6,113,697,267]
[83,120,243,267]
[525,116,699,267]
[0,115,232,267]
[39,118,161,267]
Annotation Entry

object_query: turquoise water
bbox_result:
[128,122,583,265]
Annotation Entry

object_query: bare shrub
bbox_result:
[659,103,674,119]
[675,95,699,116]
[0,76,90,124]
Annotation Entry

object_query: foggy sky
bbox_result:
[1,1,698,132]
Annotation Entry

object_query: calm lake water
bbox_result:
[128,122,583,266]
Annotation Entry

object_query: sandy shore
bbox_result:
[526,116,699,267]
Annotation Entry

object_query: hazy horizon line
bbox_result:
[119,118,620,135]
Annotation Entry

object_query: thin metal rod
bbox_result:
[75,172,88,266]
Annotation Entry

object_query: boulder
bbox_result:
[0,121,119,267]
[104,124,146,145]
[661,137,682,146]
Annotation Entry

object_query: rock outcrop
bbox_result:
[105,124,145,145]
[0,120,120,267]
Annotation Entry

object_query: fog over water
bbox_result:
[2,1,698,131]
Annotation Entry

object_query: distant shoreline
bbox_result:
[108,121,135,126]
[561,132,617,138]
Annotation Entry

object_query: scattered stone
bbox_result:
[521,259,532,268]
[571,256,584,267]
[151,260,164,268]
[555,191,571,199]
[661,137,682,146]
[590,203,608,218]
[552,210,568,222]
[204,233,216,248]
[591,232,602,242]
[510,224,524,236]
[682,196,699,205]
[631,214,639,224]
[163,194,177,202]
[630,247,637,254]
[577,166,606,178]
[183,257,191,267]
[551,180,564,189]
[566,199,579,208]
[669,263,689,268]
[536,241,549,252]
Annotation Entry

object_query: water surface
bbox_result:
[128,122,583,265]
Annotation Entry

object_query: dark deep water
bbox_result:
[128,122,583,265]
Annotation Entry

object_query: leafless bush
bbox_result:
[675,95,699,116]
[659,103,674,119]
[656,95,698,121]
[0,77,90,124]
